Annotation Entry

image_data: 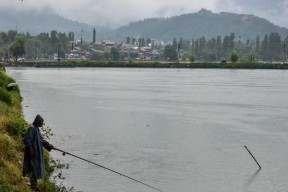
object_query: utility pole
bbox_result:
[177,42,180,62]
[81,29,83,45]
[216,47,218,62]
[93,28,96,44]
[283,44,286,64]
[251,42,254,62]
[69,41,74,51]
[58,44,61,62]
[219,46,222,61]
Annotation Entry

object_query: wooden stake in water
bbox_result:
[244,146,261,170]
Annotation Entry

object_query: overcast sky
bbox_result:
[2,0,288,28]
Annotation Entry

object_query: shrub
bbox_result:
[0,88,12,105]
[221,60,227,64]
[0,183,27,192]
[188,52,196,63]
[230,51,239,62]
[7,117,28,137]
[0,133,15,160]
[0,184,13,192]
[0,102,9,116]
[0,72,15,85]
[0,79,4,88]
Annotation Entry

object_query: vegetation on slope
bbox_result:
[0,71,68,192]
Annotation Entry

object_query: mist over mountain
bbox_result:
[113,9,288,41]
[1,8,288,42]
[0,9,112,41]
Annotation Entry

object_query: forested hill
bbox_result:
[0,9,111,41]
[1,8,288,42]
[112,9,288,41]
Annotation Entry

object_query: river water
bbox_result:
[7,67,288,192]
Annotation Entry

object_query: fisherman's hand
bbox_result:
[50,144,55,150]
[47,144,55,152]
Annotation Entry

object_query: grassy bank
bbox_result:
[0,71,62,191]
[11,60,288,69]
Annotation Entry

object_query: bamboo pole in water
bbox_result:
[244,146,262,170]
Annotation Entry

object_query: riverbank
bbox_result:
[0,71,63,191]
[6,60,288,69]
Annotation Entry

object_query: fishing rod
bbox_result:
[53,147,163,192]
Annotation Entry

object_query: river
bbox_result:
[7,67,288,192]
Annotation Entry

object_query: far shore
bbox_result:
[3,60,288,69]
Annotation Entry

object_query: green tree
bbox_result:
[255,35,260,54]
[132,38,136,45]
[268,32,281,60]
[179,37,183,50]
[248,53,255,62]
[7,30,17,42]
[126,37,131,44]
[194,39,199,57]
[68,32,74,41]
[138,37,145,47]
[222,35,231,57]
[0,48,5,59]
[284,36,288,45]
[91,52,105,60]
[172,37,177,49]
[198,37,207,60]
[207,37,216,61]
[216,35,222,59]
[188,51,195,63]
[9,37,26,62]
[191,39,195,53]
[230,51,238,62]
[261,34,269,60]
[37,33,49,42]
[230,32,235,50]
[25,38,41,59]
[0,32,8,45]
[50,30,58,44]
[111,47,120,61]
[164,45,177,61]
[182,39,190,50]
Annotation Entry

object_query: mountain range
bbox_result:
[1,8,288,42]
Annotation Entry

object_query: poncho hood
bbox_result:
[33,114,44,127]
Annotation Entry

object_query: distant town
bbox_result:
[0,27,287,65]
[67,28,164,61]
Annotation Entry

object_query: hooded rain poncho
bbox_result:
[23,115,53,179]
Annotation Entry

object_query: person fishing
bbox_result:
[23,114,54,192]
[22,115,162,192]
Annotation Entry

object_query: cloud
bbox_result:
[51,0,220,27]
[217,0,288,27]
[1,0,288,28]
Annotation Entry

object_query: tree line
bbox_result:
[125,32,288,62]
[1,29,288,62]
[173,32,288,62]
[0,30,74,61]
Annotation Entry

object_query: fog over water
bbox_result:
[7,68,288,192]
